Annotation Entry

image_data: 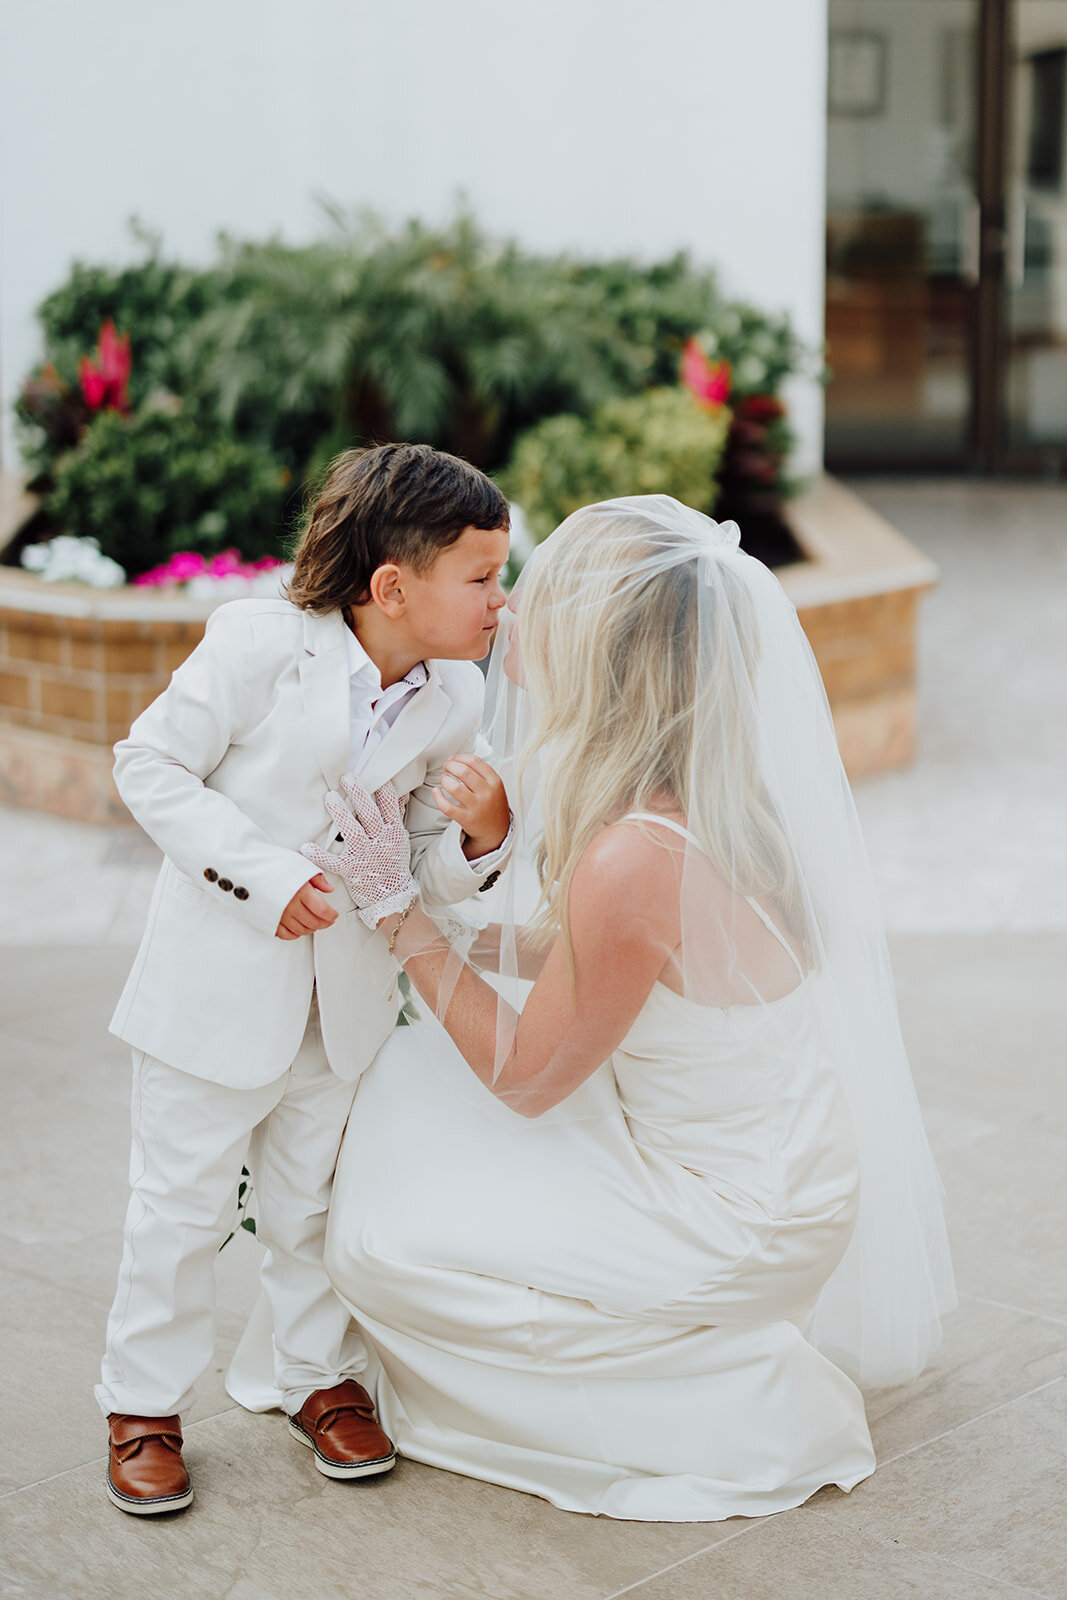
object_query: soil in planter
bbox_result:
[0,503,53,569]
[711,400,806,570]
[712,488,805,569]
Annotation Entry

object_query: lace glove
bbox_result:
[301,774,417,930]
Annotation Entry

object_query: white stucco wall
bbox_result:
[0,0,828,472]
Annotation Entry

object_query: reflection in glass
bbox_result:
[825,1,980,466]
[1006,3,1067,461]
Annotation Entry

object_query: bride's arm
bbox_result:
[469,922,550,978]
[383,827,680,1117]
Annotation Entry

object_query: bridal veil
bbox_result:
[424,493,955,1390]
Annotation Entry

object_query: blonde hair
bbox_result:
[517,509,808,961]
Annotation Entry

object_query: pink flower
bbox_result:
[78,320,132,415]
[98,320,132,396]
[132,550,286,587]
[681,338,731,412]
[207,549,242,577]
[168,552,208,582]
[79,364,109,411]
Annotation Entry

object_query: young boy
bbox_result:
[98,444,512,1515]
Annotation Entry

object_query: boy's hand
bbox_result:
[433,754,511,860]
[275,873,337,940]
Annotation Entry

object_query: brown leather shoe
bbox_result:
[288,1381,395,1479]
[106,1413,193,1515]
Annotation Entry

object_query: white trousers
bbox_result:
[96,997,366,1419]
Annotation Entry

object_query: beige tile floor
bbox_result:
[1,480,1065,1600]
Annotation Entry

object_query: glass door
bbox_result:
[1003,1,1067,468]
[825,0,982,468]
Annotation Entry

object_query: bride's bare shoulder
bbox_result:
[569,818,684,927]
[575,815,736,921]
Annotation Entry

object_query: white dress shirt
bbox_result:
[344,624,512,871]
[345,625,429,776]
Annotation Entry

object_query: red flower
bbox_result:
[731,450,779,485]
[730,418,767,449]
[680,337,731,412]
[78,320,131,415]
[736,393,783,424]
[78,362,108,410]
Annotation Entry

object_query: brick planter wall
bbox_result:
[778,476,937,778]
[0,475,936,825]
[791,587,923,776]
[0,600,206,745]
[0,569,213,824]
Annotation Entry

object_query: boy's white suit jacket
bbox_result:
[109,598,505,1088]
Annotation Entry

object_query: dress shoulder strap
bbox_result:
[743,896,805,979]
[620,812,699,846]
[621,813,805,980]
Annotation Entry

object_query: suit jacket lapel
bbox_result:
[299,609,352,792]
[359,662,451,793]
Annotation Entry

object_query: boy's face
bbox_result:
[399,525,511,661]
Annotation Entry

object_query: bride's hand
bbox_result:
[300,775,417,930]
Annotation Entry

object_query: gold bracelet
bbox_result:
[387,901,413,960]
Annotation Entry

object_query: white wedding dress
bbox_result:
[322,820,876,1522]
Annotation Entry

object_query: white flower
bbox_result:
[21,535,126,588]
[251,564,293,598]
[87,554,126,588]
[185,573,250,601]
[735,354,767,390]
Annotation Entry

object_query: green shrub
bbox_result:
[563,255,724,388]
[183,213,725,476]
[32,244,220,410]
[16,238,222,480]
[693,301,823,398]
[16,212,814,578]
[500,388,731,541]
[45,408,290,577]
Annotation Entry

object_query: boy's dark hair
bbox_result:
[287,443,509,613]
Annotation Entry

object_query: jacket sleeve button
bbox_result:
[218,878,233,893]
[204,868,218,883]
[233,885,249,901]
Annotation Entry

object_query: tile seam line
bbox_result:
[958,1288,1067,1329]
[805,1508,1050,1599]
[0,1407,242,1502]
[599,1521,765,1600]
[877,1373,1065,1468]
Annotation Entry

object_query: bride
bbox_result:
[297,496,955,1521]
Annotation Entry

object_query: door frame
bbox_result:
[974,0,1009,469]
[986,0,1067,473]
